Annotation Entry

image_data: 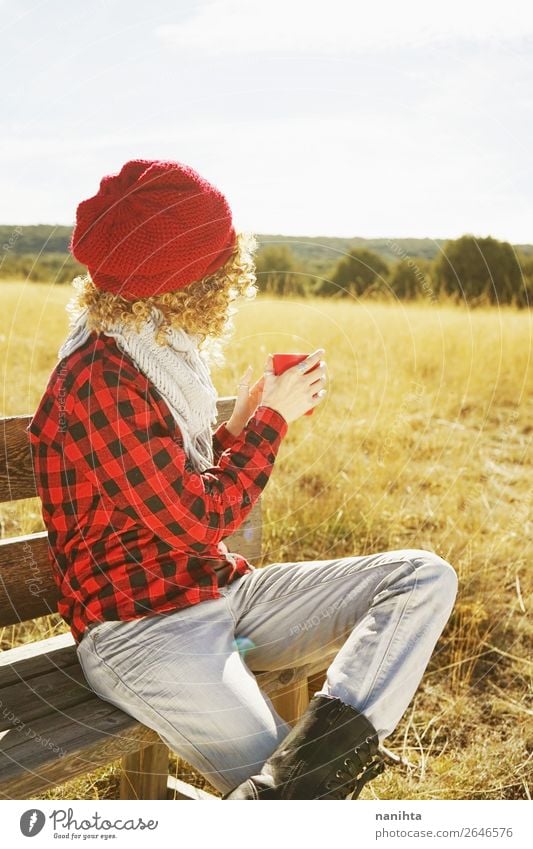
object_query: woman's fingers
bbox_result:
[296,348,325,372]
[237,365,253,393]
[309,369,327,387]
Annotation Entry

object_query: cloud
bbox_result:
[155,0,533,55]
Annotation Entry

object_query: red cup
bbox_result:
[272,353,321,416]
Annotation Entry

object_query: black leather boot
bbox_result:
[223,694,385,799]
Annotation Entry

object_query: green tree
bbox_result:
[255,245,305,295]
[515,253,533,309]
[433,235,524,305]
[320,248,389,297]
[389,257,434,301]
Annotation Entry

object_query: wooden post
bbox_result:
[307,669,328,701]
[120,741,170,799]
[270,677,310,725]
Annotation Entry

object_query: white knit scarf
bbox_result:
[57,307,220,473]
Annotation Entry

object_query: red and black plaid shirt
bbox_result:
[27,332,288,646]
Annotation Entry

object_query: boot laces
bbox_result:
[323,736,385,799]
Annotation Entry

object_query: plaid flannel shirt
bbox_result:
[27,332,288,646]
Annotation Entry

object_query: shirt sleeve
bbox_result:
[212,420,240,464]
[62,367,288,549]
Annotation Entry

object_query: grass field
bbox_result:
[1,278,531,800]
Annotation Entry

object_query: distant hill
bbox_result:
[2,226,532,277]
[255,234,449,273]
[0,225,74,255]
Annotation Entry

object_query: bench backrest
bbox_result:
[0,396,262,631]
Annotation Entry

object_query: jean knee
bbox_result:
[407,549,458,604]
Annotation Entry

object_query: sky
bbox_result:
[1,0,532,242]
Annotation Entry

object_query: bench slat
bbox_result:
[0,664,89,731]
[0,698,159,798]
[0,416,36,503]
[0,632,74,674]
[0,634,80,708]
[0,532,57,627]
[167,774,218,800]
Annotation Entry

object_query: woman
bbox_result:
[27,158,458,799]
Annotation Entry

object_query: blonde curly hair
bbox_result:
[65,231,259,367]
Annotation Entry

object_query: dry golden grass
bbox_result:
[1,278,531,800]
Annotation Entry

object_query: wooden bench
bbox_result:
[0,397,323,800]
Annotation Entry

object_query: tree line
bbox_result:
[0,225,531,307]
[256,236,531,307]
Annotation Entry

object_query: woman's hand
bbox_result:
[226,349,327,435]
[226,364,265,437]
[260,349,327,423]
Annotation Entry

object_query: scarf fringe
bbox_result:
[58,310,219,473]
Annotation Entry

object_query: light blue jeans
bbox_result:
[76,548,458,795]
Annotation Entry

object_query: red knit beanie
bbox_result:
[69,159,237,301]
